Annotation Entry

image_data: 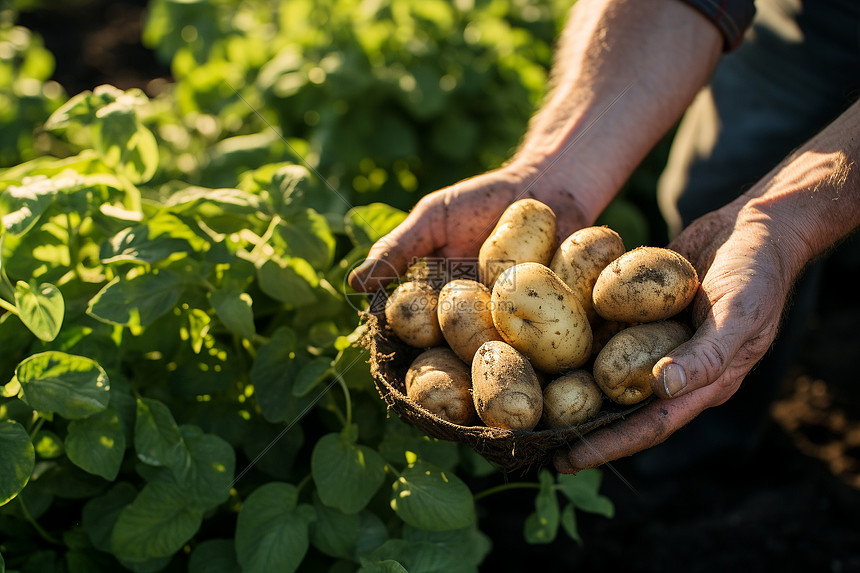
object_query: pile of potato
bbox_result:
[384,199,698,432]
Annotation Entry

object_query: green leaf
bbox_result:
[269,164,311,216]
[92,100,158,184]
[16,351,110,419]
[249,326,304,423]
[402,524,492,569]
[100,223,192,265]
[358,560,408,573]
[277,209,336,270]
[174,424,235,510]
[292,356,332,397]
[33,430,64,459]
[14,280,64,341]
[560,503,582,544]
[82,482,138,552]
[188,539,240,573]
[390,461,475,531]
[235,482,316,573]
[110,480,204,563]
[312,430,386,515]
[556,469,614,517]
[87,270,183,328]
[344,203,407,248]
[65,406,126,480]
[310,497,361,560]
[256,258,317,308]
[523,469,559,544]
[0,174,78,235]
[134,398,185,469]
[209,288,255,340]
[0,420,35,506]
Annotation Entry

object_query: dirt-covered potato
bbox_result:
[593,321,691,405]
[550,226,626,324]
[491,262,592,374]
[541,370,604,428]
[384,281,444,348]
[478,199,557,287]
[471,340,543,430]
[405,348,476,426]
[437,279,503,364]
[592,246,698,323]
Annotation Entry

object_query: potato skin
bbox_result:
[592,246,699,323]
[405,348,477,425]
[385,281,444,348]
[478,199,557,288]
[550,226,626,324]
[471,340,543,430]
[593,321,691,405]
[542,370,604,428]
[437,279,503,364]
[491,263,592,374]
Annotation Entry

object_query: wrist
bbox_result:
[503,151,615,226]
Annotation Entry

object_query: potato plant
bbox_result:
[0,2,621,571]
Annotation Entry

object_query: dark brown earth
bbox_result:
[19,2,860,571]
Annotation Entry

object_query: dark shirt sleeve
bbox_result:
[679,0,756,51]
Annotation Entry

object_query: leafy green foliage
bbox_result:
[0,1,623,570]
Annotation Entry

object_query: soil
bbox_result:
[17,2,860,572]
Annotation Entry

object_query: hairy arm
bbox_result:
[348,0,722,291]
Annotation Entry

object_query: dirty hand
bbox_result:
[554,204,801,472]
[347,164,592,293]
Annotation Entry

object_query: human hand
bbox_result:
[554,204,804,472]
[347,164,594,293]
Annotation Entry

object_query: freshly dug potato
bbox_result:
[593,321,691,405]
[405,348,477,426]
[550,226,626,324]
[437,279,503,364]
[592,246,698,323]
[384,281,444,348]
[478,199,557,287]
[471,340,543,430]
[491,262,592,374]
[542,370,604,428]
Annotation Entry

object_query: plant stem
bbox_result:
[18,496,61,545]
[336,375,352,429]
[473,482,541,502]
[295,473,313,497]
[0,297,19,316]
[28,416,45,440]
[249,214,282,259]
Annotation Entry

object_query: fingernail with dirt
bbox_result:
[661,363,687,397]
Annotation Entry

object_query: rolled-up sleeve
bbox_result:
[679,0,756,51]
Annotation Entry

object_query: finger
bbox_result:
[347,196,444,292]
[553,382,720,472]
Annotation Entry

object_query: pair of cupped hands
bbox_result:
[348,165,795,473]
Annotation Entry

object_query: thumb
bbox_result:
[347,198,442,292]
[650,318,747,400]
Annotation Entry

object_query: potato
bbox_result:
[592,320,691,405]
[541,370,604,428]
[471,340,543,430]
[549,226,626,324]
[384,281,444,348]
[592,246,698,323]
[491,262,592,374]
[478,199,557,287]
[437,279,503,364]
[405,347,477,425]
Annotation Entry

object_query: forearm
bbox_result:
[732,98,860,283]
[509,0,722,222]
